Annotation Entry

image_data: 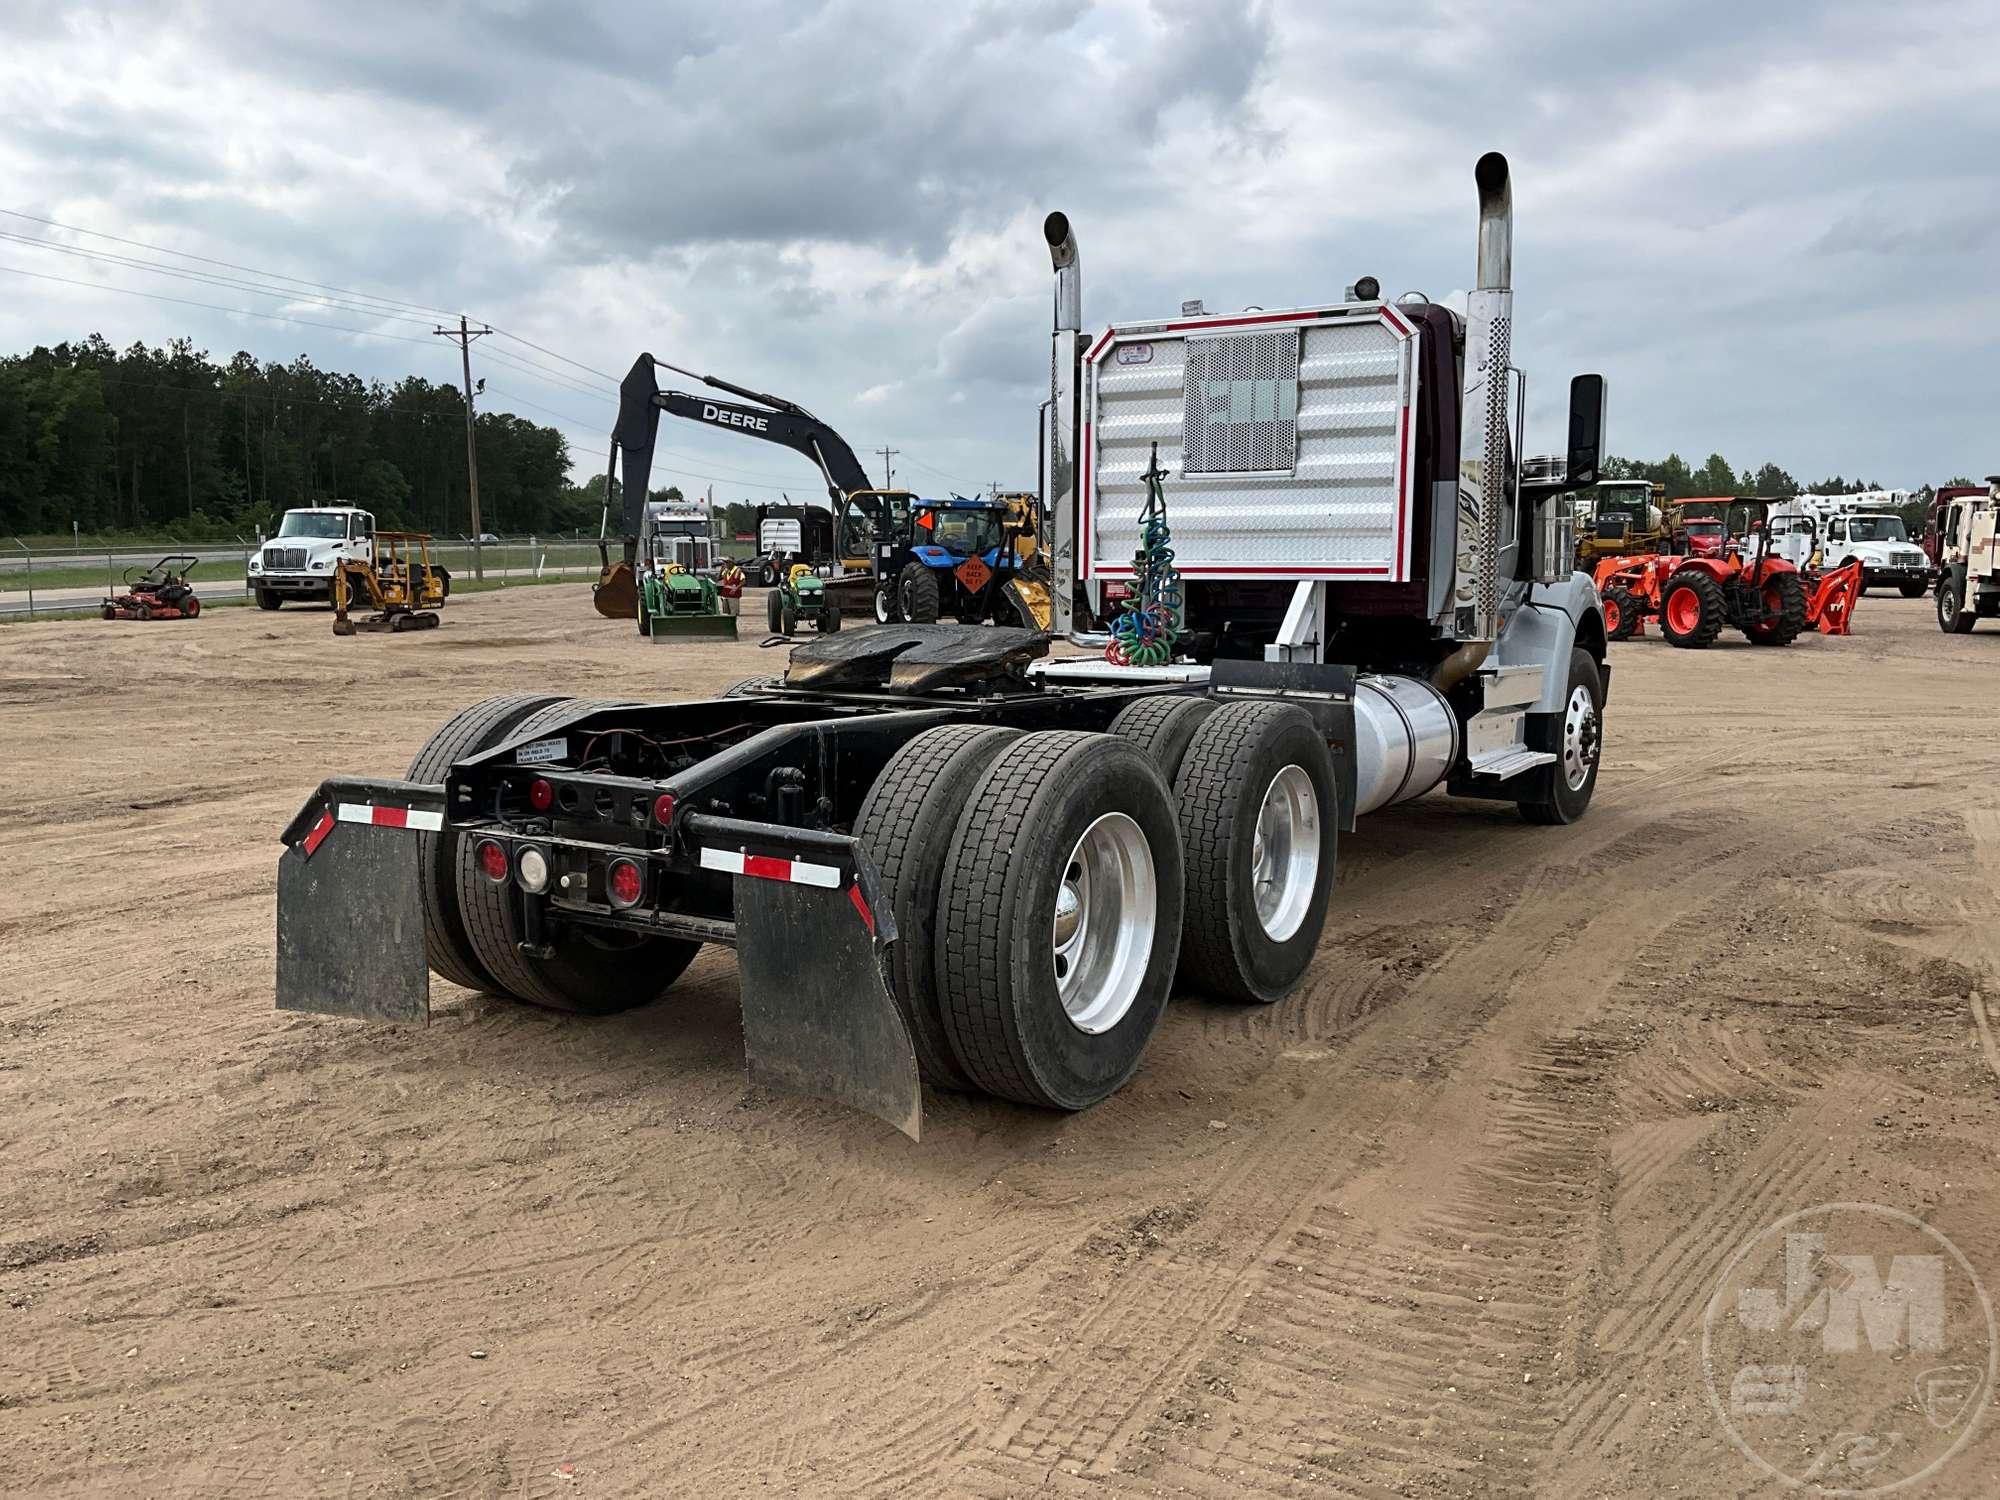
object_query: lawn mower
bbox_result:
[101,555,202,621]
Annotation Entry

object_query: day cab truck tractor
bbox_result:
[275,152,1613,1140]
[248,505,451,609]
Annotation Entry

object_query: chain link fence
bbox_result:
[0,535,607,619]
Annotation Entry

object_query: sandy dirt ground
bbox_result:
[2,584,1997,1499]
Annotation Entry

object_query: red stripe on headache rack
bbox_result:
[742,854,792,882]
[302,810,335,857]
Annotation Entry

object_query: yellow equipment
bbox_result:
[1575,480,1675,566]
[993,491,1052,629]
[331,531,448,636]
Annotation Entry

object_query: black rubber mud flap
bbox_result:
[276,784,434,1024]
[733,865,920,1140]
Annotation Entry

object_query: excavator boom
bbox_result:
[593,354,878,619]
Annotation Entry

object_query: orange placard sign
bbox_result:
[955,557,992,593]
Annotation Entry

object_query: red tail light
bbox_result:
[475,839,510,883]
[652,792,676,826]
[528,777,554,812]
[607,857,643,908]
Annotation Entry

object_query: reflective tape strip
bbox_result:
[302,810,336,857]
[335,803,444,833]
[698,846,842,889]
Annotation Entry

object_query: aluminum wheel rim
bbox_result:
[1251,764,1319,942]
[1561,684,1599,791]
[1052,812,1156,1034]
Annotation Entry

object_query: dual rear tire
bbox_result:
[412,695,699,1014]
[858,701,1338,1111]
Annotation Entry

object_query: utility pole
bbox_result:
[434,315,494,578]
[874,446,899,489]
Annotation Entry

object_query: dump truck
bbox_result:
[275,152,1611,1139]
[1934,476,2000,632]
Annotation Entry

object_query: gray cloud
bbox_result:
[0,0,1995,496]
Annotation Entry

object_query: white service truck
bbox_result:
[248,506,414,609]
[1795,495,1931,596]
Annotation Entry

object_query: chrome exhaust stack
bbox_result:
[1437,152,1515,690]
[1044,211,1080,638]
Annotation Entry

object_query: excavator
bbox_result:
[592,356,1050,629]
[593,356,897,621]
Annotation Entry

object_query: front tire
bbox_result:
[256,589,281,610]
[935,732,1184,1109]
[819,599,842,632]
[766,589,784,634]
[1899,579,1926,599]
[1602,586,1640,642]
[874,586,900,624]
[1518,648,1603,826]
[1174,702,1338,1005]
[1938,580,1975,634]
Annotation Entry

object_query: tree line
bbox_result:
[0,335,598,541]
[1599,453,1980,530]
[1599,453,1903,501]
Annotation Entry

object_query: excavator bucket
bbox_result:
[593,552,639,619]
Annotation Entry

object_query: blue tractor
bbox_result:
[874,495,1048,627]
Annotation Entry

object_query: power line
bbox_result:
[475,342,613,402]
[0,205,455,320]
[875,445,899,488]
[0,262,440,345]
[487,326,618,384]
[895,451,975,492]
[0,229,443,328]
[1,208,637,446]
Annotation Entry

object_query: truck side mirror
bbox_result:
[1566,374,1607,488]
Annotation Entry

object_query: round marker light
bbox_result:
[607,857,643,909]
[475,839,509,883]
[516,846,550,894]
[652,792,676,826]
[528,777,555,812]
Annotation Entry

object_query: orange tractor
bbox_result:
[1595,500,1861,648]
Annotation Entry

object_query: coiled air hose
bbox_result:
[1106,444,1183,667]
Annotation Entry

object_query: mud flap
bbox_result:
[275,782,436,1024]
[730,853,920,1140]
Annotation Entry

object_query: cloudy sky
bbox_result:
[2,0,1995,504]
